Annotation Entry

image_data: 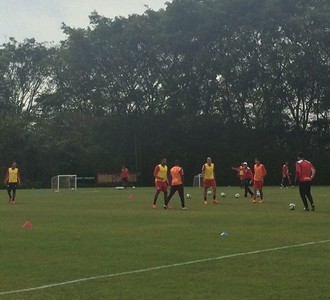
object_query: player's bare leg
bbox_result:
[203,187,208,204]
[153,190,161,208]
[253,188,257,203]
[212,187,219,204]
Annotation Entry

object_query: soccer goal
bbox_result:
[51,175,77,191]
[192,173,204,188]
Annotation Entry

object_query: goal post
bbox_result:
[51,175,77,191]
[192,173,204,188]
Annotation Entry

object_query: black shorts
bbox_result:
[7,183,18,191]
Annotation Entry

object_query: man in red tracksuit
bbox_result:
[295,152,316,211]
[242,162,254,198]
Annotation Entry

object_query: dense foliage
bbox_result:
[1,0,329,187]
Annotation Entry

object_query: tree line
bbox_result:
[0,0,329,187]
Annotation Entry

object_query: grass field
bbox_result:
[0,186,329,300]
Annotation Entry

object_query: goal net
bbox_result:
[192,174,204,188]
[51,175,77,191]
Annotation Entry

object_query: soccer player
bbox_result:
[4,161,21,204]
[231,163,244,189]
[165,160,187,210]
[281,161,292,188]
[253,158,267,203]
[202,157,219,204]
[152,158,169,209]
[242,162,254,198]
[120,165,129,188]
[295,152,316,211]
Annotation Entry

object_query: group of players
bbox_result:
[5,155,315,212]
[152,152,316,211]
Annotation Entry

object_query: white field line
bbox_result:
[1,239,329,296]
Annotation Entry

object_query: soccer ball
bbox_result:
[207,190,213,196]
[220,192,226,197]
[234,193,240,198]
[186,193,192,199]
[289,203,296,210]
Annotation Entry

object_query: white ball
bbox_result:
[289,203,296,210]
[220,192,226,197]
[207,190,212,196]
[234,193,240,198]
[186,193,191,199]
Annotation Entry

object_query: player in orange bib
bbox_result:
[253,158,267,203]
[152,158,169,209]
[164,160,187,210]
[202,157,219,205]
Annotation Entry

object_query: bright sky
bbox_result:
[0,0,168,45]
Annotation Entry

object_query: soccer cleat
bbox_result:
[181,207,188,210]
[213,200,219,204]
[252,199,257,204]
[204,200,208,205]
[163,205,167,209]
[152,204,156,209]
[311,205,315,211]
[8,198,12,204]
[259,200,263,203]
[304,207,310,211]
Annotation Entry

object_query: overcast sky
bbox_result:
[0,0,168,45]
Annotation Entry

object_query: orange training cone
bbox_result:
[129,194,134,200]
[23,221,32,229]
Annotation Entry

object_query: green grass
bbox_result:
[0,186,329,300]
